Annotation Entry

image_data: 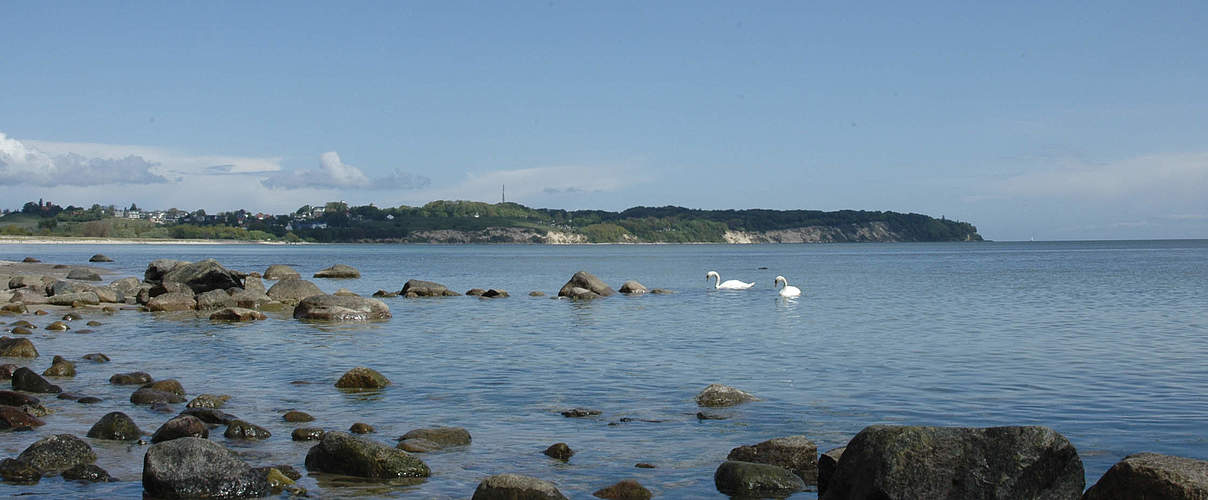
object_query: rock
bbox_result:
[88,254,113,263]
[61,463,112,482]
[267,464,302,481]
[48,292,100,306]
[150,280,193,297]
[266,278,323,305]
[262,264,301,280]
[293,294,391,321]
[11,289,49,305]
[398,438,440,453]
[544,442,574,461]
[292,428,324,441]
[714,460,806,498]
[0,391,40,407]
[314,264,361,279]
[8,275,45,290]
[228,288,272,309]
[400,279,460,297]
[696,384,758,407]
[181,407,239,425]
[818,446,844,496]
[304,431,430,479]
[225,420,271,440]
[0,336,38,357]
[145,259,187,283]
[142,437,271,499]
[650,288,674,294]
[87,411,144,440]
[17,433,98,475]
[372,289,398,297]
[45,320,71,330]
[0,457,41,483]
[2,303,26,314]
[472,473,568,500]
[110,371,153,385]
[77,396,102,404]
[143,379,186,395]
[151,415,209,443]
[558,271,617,298]
[0,405,44,429]
[11,367,60,393]
[332,288,358,296]
[131,388,185,405]
[335,367,391,389]
[529,291,545,296]
[86,320,102,326]
[466,288,486,296]
[147,291,197,311]
[108,277,142,297]
[9,326,31,335]
[618,280,648,294]
[564,286,601,300]
[21,257,39,263]
[561,408,602,418]
[186,394,230,409]
[593,479,653,500]
[398,427,471,451]
[82,352,110,362]
[195,289,236,310]
[283,410,314,422]
[821,425,1084,500]
[483,288,509,298]
[1083,452,1208,500]
[349,422,374,434]
[8,320,34,329]
[257,467,299,495]
[66,268,102,281]
[209,307,266,321]
[241,275,268,295]
[162,259,244,293]
[42,355,76,377]
[727,435,819,484]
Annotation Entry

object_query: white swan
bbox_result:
[774,275,801,297]
[706,271,755,290]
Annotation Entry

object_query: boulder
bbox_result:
[292,428,325,441]
[483,289,509,298]
[8,326,31,335]
[283,410,314,422]
[529,291,545,296]
[472,473,568,500]
[714,460,806,498]
[145,259,187,283]
[88,254,114,262]
[0,405,45,429]
[2,303,27,314]
[593,479,653,500]
[466,288,486,296]
[82,353,110,362]
[618,280,648,294]
[0,457,41,483]
[21,257,39,263]
[151,415,209,443]
[66,268,102,281]
[48,291,100,306]
[8,275,45,291]
[372,289,398,298]
[398,427,471,451]
[210,307,267,321]
[143,378,186,395]
[400,279,460,297]
[262,264,301,280]
[11,367,61,393]
[292,294,391,321]
[45,320,70,331]
[186,394,230,409]
[181,407,239,425]
[1083,452,1208,500]
[131,388,185,405]
[820,425,1084,500]
[16,433,97,475]
[332,288,358,296]
[142,437,271,499]
[147,292,197,312]
[161,259,244,293]
[195,289,236,310]
[10,288,49,304]
[335,367,391,389]
[228,288,273,309]
[92,287,121,303]
[727,435,819,484]
[61,463,113,482]
[149,280,193,297]
[563,287,601,300]
[696,383,758,407]
[544,442,574,461]
[304,431,430,479]
[818,446,844,496]
[266,278,323,305]
[108,277,142,297]
[349,422,374,434]
[224,420,271,440]
[558,271,617,298]
[0,336,38,357]
[650,288,674,294]
[110,371,153,385]
[314,264,361,279]
[0,390,39,407]
[241,275,268,295]
[42,355,76,377]
[86,411,144,440]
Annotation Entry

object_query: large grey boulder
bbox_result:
[47,291,100,306]
[147,292,197,312]
[145,259,187,284]
[728,435,818,484]
[715,460,805,498]
[472,473,568,500]
[142,437,271,499]
[821,425,1084,500]
[558,271,616,298]
[161,259,243,294]
[17,434,97,476]
[267,278,323,305]
[1083,452,1208,500]
[400,279,459,297]
[314,264,361,279]
[262,264,301,280]
[304,431,430,479]
[195,289,236,310]
[108,277,142,297]
[241,275,268,295]
[619,280,648,294]
[292,294,391,321]
[66,269,101,281]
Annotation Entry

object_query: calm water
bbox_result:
[1,241,1206,498]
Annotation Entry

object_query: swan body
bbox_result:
[706,271,755,290]
[774,275,802,297]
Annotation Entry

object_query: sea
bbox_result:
[0,240,1205,498]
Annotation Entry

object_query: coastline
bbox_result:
[0,236,297,245]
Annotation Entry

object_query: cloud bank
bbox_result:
[997,152,1208,201]
[262,151,430,190]
[0,132,169,186]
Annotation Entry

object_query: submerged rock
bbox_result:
[696,384,758,407]
[314,264,361,279]
[87,412,144,440]
[335,367,391,389]
[544,442,574,461]
[209,307,267,321]
[398,427,471,451]
[66,269,102,281]
[400,279,460,297]
[292,294,391,321]
[82,353,109,363]
[186,394,230,409]
[110,371,153,385]
[292,428,325,441]
[0,405,45,429]
[131,388,186,405]
[349,422,374,434]
[181,407,239,425]
[714,460,805,498]
[618,280,648,294]
[283,410,314,422]
[42,355,76,377]
[472,473,568,500]
[62,463,113,482]
[593,479,653,500]
[727,435,819,484]
[142,437,271,499]
[820,425,1084,500]
[304,431,430,480]
[558,271,617,298]
[224,420,271,440]
[1083,452,1208,500]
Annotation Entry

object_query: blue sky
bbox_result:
[2,1,1206,240]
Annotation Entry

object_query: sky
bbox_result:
[1,1,1206,241]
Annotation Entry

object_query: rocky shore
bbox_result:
[0,256,1204,498]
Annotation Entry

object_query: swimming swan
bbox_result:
[774,275,801,297]
[706,271,755,290]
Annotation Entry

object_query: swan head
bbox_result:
[705,271,719,280]
[774,275,787,286]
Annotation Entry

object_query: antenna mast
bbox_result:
[502,184,506,204]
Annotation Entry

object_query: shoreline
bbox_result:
[0,236,297,246]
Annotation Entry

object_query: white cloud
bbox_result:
[0,132,170,186]
[262,151,430,191]
[24,137,283,176]
[996,152,1208,201]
